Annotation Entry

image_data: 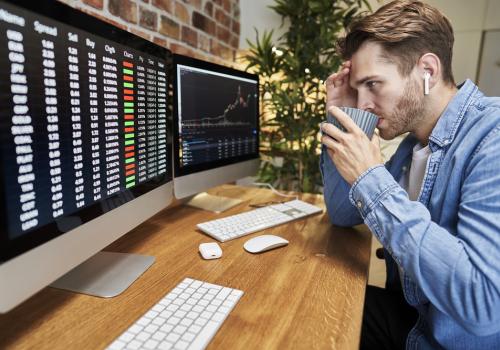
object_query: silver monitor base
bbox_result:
[185,192,242,213]
[50,251,154,298]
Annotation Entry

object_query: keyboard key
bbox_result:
[158,341,173,350]
[165,333,180,343]
[175,340,189,350]
[136,331,150,342]
[144,324,159,333]
[143,339,159,349]
[126,340,142,350]
[152,331,167,341]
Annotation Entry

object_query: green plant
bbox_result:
[244,0,371,193]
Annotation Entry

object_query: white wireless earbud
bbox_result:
[424,71,431,96]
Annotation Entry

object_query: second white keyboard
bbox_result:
[107,278,243,350]
[197,199,323,242]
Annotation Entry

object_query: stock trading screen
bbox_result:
[176,65,258,168]
[0,2,169,239]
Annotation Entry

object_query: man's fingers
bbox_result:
[321,123,346,143]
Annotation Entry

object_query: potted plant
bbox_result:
[244,0,371,193]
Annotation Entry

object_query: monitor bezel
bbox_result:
[171,54,260,178]
[0,0,173,262]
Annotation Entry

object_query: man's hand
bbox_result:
[325,61,358,109]
[322,106,383,185]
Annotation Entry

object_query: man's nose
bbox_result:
[357,96,375,112]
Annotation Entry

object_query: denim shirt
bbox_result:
[320,80,500,349]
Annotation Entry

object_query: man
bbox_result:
[320,1,500,349]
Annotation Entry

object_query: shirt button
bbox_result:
[402,166,408,172]
[356,200,363,209]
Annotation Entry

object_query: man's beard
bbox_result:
[379,78,426,140]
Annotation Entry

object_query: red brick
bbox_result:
[153,0,173,13]
[216,25,230,43]
[183,0,201,10]
[232,1,239,17]
[210,40,233,60]
[198,33,210,52]
[170,43,196,57]
[159,15,180,39]
[140,7,158,30]
[231,20,240,35]
[192,11,215,35]
[182,26,198,48]
[214,8,230,28]
[221,0,231,13]
[175,2,190,24]
[109,0,137,23]
[129,27,151,41]
[82,0,103,9]
[81,9,128,30]
[229,34,238,49]
[153,36,168,48]
[204,2,213,17]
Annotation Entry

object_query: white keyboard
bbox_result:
[107,278,243,350]
[197,199,323,242]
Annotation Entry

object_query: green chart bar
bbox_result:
[126,182,135,189]
[124,102,134,107]
[124,133,135,139]
[125,140,135,145]
[123,68,133,75]
[125,121,134,126]
[125,157,136,164]
[124,108,134,114]
[123,82,134,88]
[126,175,136,183]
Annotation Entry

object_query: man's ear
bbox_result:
[418,53,440,95]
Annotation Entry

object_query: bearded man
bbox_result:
[320,1,500,349]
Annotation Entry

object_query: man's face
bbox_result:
[349,41,426,140]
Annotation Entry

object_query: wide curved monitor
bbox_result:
[0,0,173,312]
[172,54,260,201]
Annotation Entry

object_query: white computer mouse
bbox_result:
[199,242,222,259]
[243,235,289,254]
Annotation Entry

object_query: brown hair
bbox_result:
[337,0,455,84]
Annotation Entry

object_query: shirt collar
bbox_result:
[428,79,478,149]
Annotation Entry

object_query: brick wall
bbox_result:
[57,0,241,66]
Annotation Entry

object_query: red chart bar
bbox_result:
[123,61,133,68]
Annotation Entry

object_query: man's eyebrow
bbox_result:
[353,75,379,87]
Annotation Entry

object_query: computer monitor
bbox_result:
[172,54,260,211]
[0,0,173,313]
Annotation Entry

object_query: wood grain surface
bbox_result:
[0,185,372,349]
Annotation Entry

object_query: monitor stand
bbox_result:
[185,192,242,213]
[50,251,154,298]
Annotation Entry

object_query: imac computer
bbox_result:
[172,54,260,212]
[0,0,173,313]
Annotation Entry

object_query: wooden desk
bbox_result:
[0,185,372,349]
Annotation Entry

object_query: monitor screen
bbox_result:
[173,55,259,178]
[0,0,172,262]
